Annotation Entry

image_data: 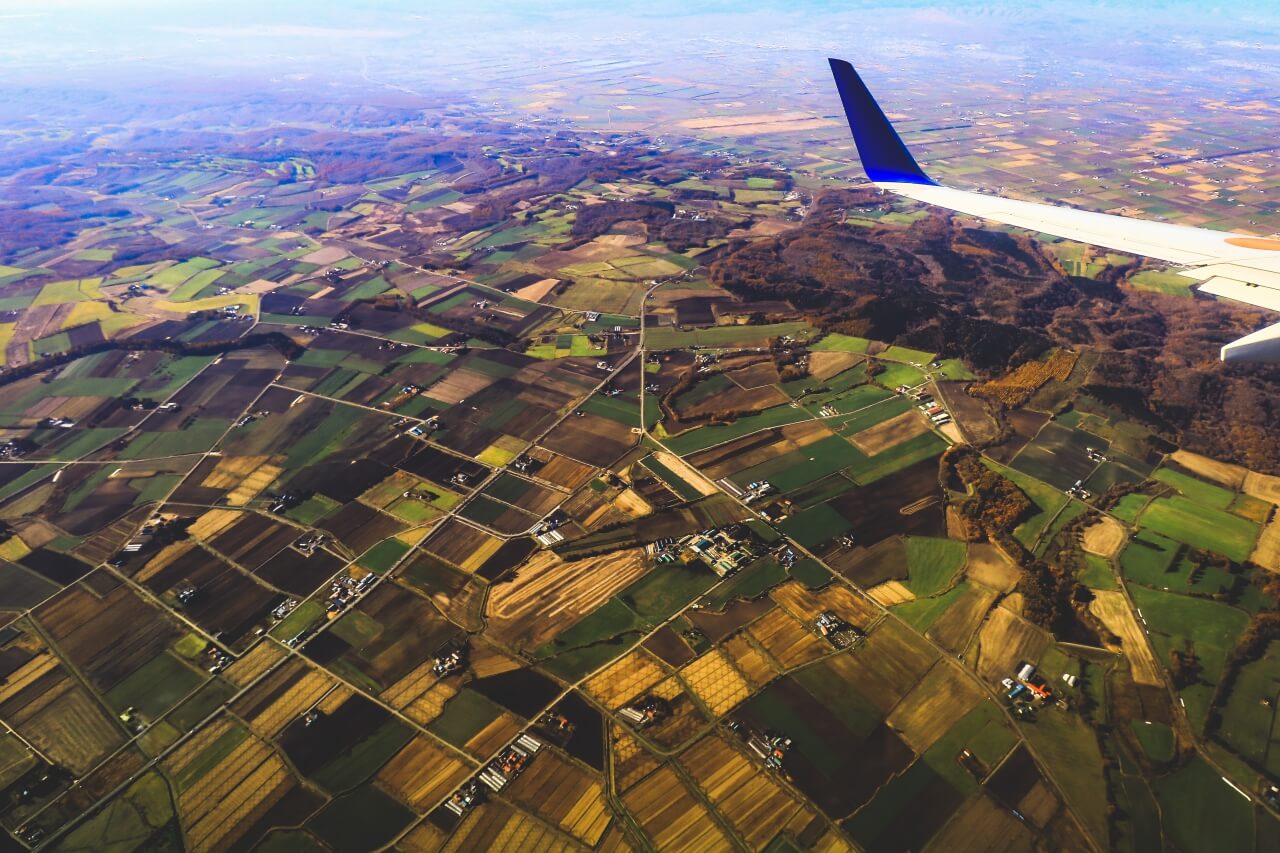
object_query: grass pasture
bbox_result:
[1154,466,1236,510]
[1152,756,1255,853]
[1214,643,1280,777]
[1137,496,1260,563]
[663,405,810,455]
[903,536,965,597]
[811,333,871,353]
[1128,585,1249,729]
[645,321,811,351]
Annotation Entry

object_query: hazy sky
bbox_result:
[4,2,1280,95]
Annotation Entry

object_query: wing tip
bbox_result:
[1221,319,1280,363]
[827,57,933,186]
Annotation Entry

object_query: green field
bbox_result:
[1153,466,1235,510]
[734,434,866,494]
[427,689,506,746]
[580,392,638,426]
[1078,554,1119,590]
[921,700,1016,791]
[0,464,57,503]
[174,725,249,792]
[778,503,853,549]
[1120,532,1243,597]
[826,397,909,439]
[1019,706,1109,846]
[663,405,810,455]
[282,405,367,469]
[118,420,231,460]
[57,772,175,852]
[1132,720,1176,762]
[306,783,415,851]
[1129,585,1250,729]
[881,344,936,365]
[1034,500,1090,557]
[828,387,904,422]
[1137,496,1259,563]
[1128,269,1194,296]
[310,719,414,794]
[932,358,976,380]
[676,373,735,409]
[533,593,654,679]
[903,537,966,597]
[1214,643,1280,777]
[1152,757,1255,853]
[270,599,327,641]
[616,563,718,624]
[847,431,949,486]
[357,539,411,574]
[645,320,811,351]
[783,361,869,401]
[31,277,103,307]
[811,332,871,353]
[1112,492,1152,524]
[893,582,968,632]
[789,557,832,589]
[535,598,648,659]
[104,652,204,718]
[873,362,926,389]
[703,557,787,609]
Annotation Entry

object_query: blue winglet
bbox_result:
[828,58,934,185]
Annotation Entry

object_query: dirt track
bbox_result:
[485,548,649,649]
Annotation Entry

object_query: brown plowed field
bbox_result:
[824,619,936,713]
[376,735,471,810]
[612,724,661,793]
[770,580,880,631]
[1090,590,1163,686]
[885,662,985,753]
[178,734,290,851]
[965,544,1019,592]
[1250,515,1280,572]
[530,449,597,491]
[1170,450,1246,488]
[506,750,613,845]
[1081,516,1126,558]
[973,606,1052,686]
[850,409,929,455]
[681,734,817,850]
[925,792,1035,853]
[927,584,998,655]
[721,634,777,690]
[1244,470,1280,504]
[440,801,575,852]
[222,640,286,688]
[747,609,828,671]
[584,648,669,710]
[621,765,734,852]
[680,649,751,717]
[868,580,914,606]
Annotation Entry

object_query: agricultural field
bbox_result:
[5,66,1280,853]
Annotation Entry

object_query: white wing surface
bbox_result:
[829,58,1280,362]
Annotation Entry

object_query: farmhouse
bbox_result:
[681,526,758,577]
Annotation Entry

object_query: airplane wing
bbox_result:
[828,57,1280,362]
